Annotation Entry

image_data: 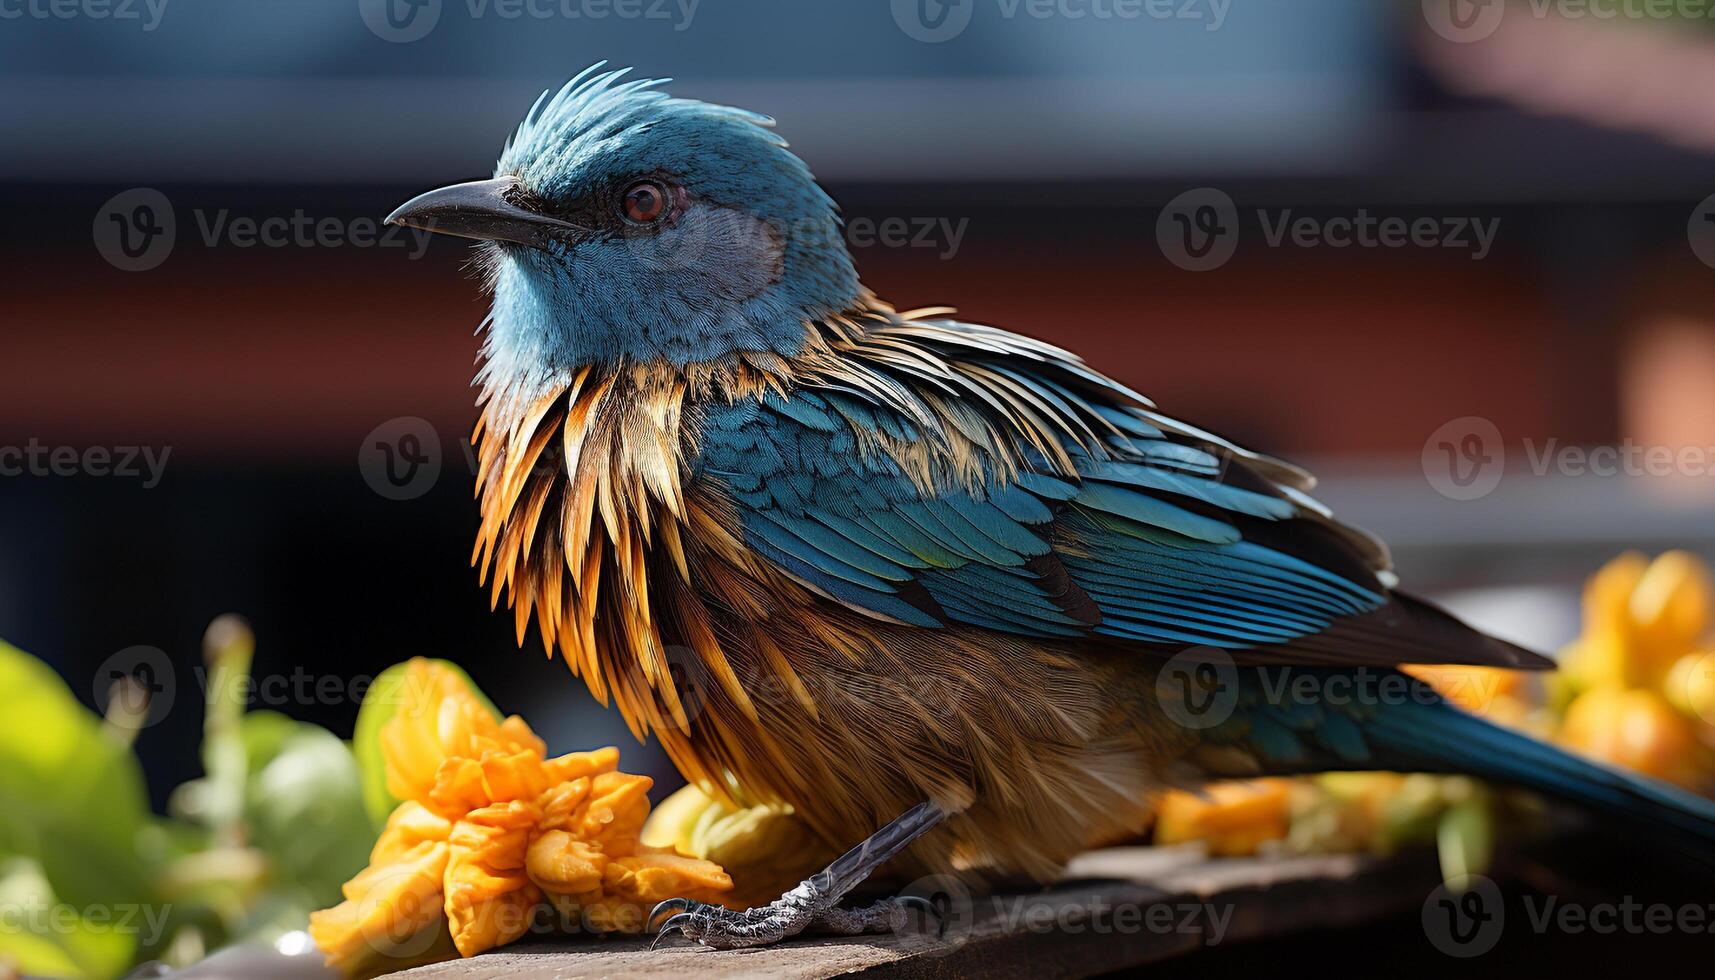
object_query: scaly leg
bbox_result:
[651,800,947,949]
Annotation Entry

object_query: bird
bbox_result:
[386,64,1715,949]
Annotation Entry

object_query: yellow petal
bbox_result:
[639,783,711,853]
[310,840,449,973]
[1584,551,1649,635]
[525,830,607,895]
[1629,551,1712,679]
[578,896,651,934]
[371,801,453,866]
[642,785,836,907]
[608,852,734,901]
[1560,688,1713,790]
[542,746,620,785]
[444,802,541,957]
[573,772,653,858]
[381,659,547,809]
[1666,650,1715,725]
[535,777,592,830]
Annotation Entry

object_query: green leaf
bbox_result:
[0,857,137,980]
[352,660,497,830]
[1437,791,1495,886]
[0,641,154,912]
[244,723,372,904]
[234,710,303,776]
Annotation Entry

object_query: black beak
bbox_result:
[385,177,589,250]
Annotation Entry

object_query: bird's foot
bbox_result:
[650,887,939,950]
[648,892,939,954]
[650,800,949,950]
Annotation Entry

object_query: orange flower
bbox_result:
[1559,687,1714,791]
[311,659,733,973]
[1154,779,1292,856]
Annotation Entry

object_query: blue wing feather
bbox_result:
[689,317,1400,651]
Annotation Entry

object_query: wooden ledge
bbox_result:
[395,847,1440,979]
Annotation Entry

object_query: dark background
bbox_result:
[3,0,1714,893]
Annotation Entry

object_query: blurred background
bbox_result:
[2,0,1714,862]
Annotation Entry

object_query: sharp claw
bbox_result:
[650,897,694,928]
[889,895,946,937]
[650,911,697,950]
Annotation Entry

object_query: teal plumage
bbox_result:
[384,65,1715,944]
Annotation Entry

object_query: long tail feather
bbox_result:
[1365,698,1715,849]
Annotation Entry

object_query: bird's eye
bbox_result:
[620,180,668,224]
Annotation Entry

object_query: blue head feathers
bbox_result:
[435,64,864,377]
